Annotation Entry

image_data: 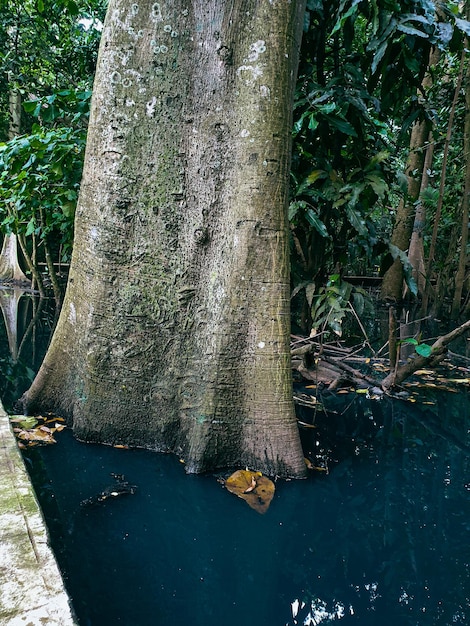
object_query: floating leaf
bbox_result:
[225,469,275,514]
[10,415,38,429]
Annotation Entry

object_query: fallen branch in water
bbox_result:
[291,318,470,392]
[380,318,470,390]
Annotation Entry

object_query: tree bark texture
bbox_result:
[23,0,307,478]
[380,118,428,302]
[451,46,470,320]
[381,46,440,304]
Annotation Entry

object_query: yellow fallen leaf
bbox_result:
[225,469,275,514]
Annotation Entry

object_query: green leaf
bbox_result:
[397,24,428,38]
[306,208,329,238]
[399,337,418,346]
[10,416,38,429]
[25,219,36,237]
[388,244,418,296]
[289,200,305,221]
[454,17,470,36]
[415,344,433,357]
[365,173,388,198]
[324,115,358,137]
[346,205,367,236]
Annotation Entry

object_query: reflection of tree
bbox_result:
[0,285,26,360]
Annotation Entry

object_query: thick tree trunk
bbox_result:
[22,0,307,478]
[0,234,29,284]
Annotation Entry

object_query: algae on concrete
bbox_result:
[0,404,77,625]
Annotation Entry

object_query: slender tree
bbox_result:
[451,42,470,319]
[23,0,307,478]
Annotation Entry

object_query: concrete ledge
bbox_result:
[0,405,76,625]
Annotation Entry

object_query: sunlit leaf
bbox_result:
[225,469,275,514]
[10,415,38,429]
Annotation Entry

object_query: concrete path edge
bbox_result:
[0,403,77,625]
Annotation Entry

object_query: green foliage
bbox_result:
[398,337,434,357]
[293,273,374,339]
[290,0,470,332]
[0,0,104,139]
[0,116,87,261]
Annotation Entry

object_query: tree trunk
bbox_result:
[0,234,29,284]
[381,46,439,304]
[423,46,466,314]
[22,0,307,478]
[451,47,470,320]
[408,130,434,298]
[0,48,31,286]
[380,118,429,302]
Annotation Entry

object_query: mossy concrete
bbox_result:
[0,404,76,625]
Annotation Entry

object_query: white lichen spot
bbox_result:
[263,159,268,166]
[160,44,168,53]
[171,30,178,37]
[110,71,122,84]
[146,96,157,117]
[181,8,189,16]
[258,341,266,349]
[125,98,135,107]
[246,40,266,63]
[240,129,250,138]
[164,24,172,32]
[130,3,139,15]
[151,3,162,21]
[260,85,271,98]
[122,78,132,88]
[236,64,263,85]
[69,302,76,325]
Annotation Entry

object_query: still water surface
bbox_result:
[1,289,468,625]
[22,388,469,626]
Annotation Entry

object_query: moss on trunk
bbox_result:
[22,0,307,478]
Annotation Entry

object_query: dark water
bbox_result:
[2,289,469,625]
[22,388,470,626]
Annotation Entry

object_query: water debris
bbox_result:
[9,414,66,448]
[80,474,137,507]
[224,469,275,514]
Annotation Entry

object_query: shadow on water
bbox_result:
[1,288,469,625]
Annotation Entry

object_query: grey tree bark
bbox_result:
[22,0,307,478]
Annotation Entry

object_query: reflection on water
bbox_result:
[20,387,469,626]
[0,287,54,410]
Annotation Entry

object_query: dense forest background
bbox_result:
[1,0,469,342]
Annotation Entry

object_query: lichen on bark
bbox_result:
[22,0,307,478]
